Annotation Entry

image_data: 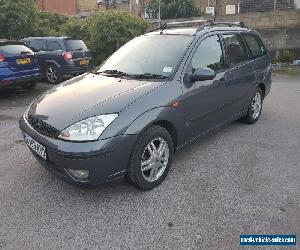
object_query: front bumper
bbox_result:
[19,116,138,186]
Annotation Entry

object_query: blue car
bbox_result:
[22,37,92,84]
[0,40,41,90]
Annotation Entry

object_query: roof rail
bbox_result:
[165,19,208,27]
[205,21,248,28]
[147,19,248,33]
[147,19,208,33]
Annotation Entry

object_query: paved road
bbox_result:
[0,75,299,250]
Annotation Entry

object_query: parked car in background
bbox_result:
[0,40,41,90]
[20,21,272,190]
[22,37,92,84]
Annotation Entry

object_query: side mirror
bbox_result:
[190,68,216,82]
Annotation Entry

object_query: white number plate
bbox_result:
[24,133,47,160]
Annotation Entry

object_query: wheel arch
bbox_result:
[122,107,183,152]
[257,83,266,99]
[149,120,178,151]
[45,60,61,69]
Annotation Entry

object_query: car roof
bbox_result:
[22,37,82,41]
[22,36,68,40]
[146,20,251,36]
[147,26,249,36]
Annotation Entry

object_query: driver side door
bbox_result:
[180,34,231,141]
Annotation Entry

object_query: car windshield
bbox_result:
[98,35,193,78]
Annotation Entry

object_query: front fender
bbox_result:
[124,106,186,147]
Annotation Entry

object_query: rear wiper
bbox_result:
[132,73,169,79]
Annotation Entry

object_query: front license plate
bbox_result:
[24,133,47,160]
[80,59,89,65]
[16,58,31,65]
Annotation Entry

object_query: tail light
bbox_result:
[0,54,5,62]
[63,52,73,61]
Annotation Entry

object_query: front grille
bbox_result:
[27,115,59,138]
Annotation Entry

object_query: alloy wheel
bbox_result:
[251,91,262,119]
[46,66,58,84]
[141,137,170,183]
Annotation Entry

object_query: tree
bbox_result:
[35,11,69,36]
[145,0,200,20]
[85,11,148,65]
[0,0,37,39]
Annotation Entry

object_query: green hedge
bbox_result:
[63,12,149,65]
[0,0,149,66]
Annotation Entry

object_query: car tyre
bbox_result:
[127,125,174,190]
[241,87,263,124]
[45,64,62,84]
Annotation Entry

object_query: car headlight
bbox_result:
[58,114,118,141]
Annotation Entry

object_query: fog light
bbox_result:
[67,169,89,180]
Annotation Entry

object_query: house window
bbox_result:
[226,5,236,14]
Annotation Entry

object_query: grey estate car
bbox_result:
[19,21,272,190]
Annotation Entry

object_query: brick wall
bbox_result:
[161,9,300,60]
[36,0,78,15]
[77,0,98,12]
[76,0,131,15]
[216,9,300,59]
[240,0,295,13]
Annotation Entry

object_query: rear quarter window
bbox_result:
[0,45,33,55]
[64,40,87,51]
[242,34,267,58]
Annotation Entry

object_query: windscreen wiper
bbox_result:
[132,73,169,79]
[92,70,130,77]
[21,51,32,55]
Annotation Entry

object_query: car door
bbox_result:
[29,39,47,71]
[180,34,231,140]
[221,33,256,115]
[44,40,63,64]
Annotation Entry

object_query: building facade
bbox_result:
[35,0,78,15]
[195,0,296,16]
[239,0,295,13]
[36,0,139,17]
[195,0,239,16]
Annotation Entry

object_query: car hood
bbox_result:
[28,73,165,130]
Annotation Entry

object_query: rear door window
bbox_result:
[0,45,33,55]
[29,40,45,51]
[64,39,87,51]
[46,41,62,51]
[242,34,267,58]
[223,34,248,67]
